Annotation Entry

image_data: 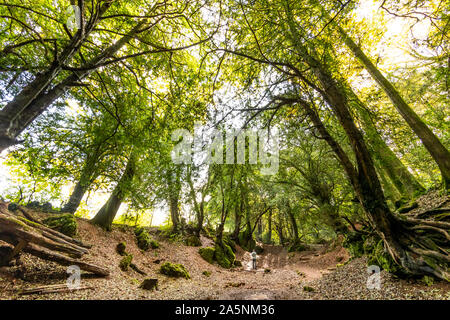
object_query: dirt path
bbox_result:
[241,245,288,271]
[218,243,349,299]
[1,217,448,300]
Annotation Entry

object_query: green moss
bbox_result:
[42,214,77,237]
[363,237,376,255]
[116,242,127,256]
[303,286,315,292]
[185,235,202,247]
[367,240,400,274]
[214,242,235,269]
[150,239,159,249]
[398,201,418,213]
[160,262,190,279]
[10,216,34,231]
[202,271,211,277]
[16,216,42,229]
[199,247,215,264]
[134,227,157,251]
[201,227,214,238]
[422,275,434,286]
[223,234,236,252]
[119,254,133,271]
[343,232,365,258]
[394,197,409,209]
[297,271,306,277]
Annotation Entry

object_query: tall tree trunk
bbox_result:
[267,208,272,244]
[232,199,242,240]
[285,201,299,243]
[62,179,91,214]
[62,152,99,214]
[276,212,285,246]
[90,155,135,230]
[257,219,263,241]
[375,161,402,202]
[336,24,450,189]
[186,167,206,237]
[196,201,204,237]
[169,194,181,233]
[167,167,182,234]
[350,93,425,197]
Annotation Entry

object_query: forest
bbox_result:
[0,0,449,301]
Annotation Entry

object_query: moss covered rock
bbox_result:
[223,234,237,252]
[214,242,235,269]
[42,214,77,237]
[139,278,158,290]
[134,227,159,251]
[119,254,133,271]
[199,247,215,264]
[150,239,160,249]
[160,262,190,279]
[185,235,202,247]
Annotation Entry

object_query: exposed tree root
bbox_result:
[382,214,450,281]
[0,207,109,277]
[19,283,93,295]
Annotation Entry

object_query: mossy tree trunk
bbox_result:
[350,93,425,198]
[335,23,450,190]
[376,162,402,202]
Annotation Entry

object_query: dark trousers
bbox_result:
[252,259,256,270]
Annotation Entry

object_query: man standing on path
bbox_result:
[251,250,257,270]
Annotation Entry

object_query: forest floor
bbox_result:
[0,202,449,300]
